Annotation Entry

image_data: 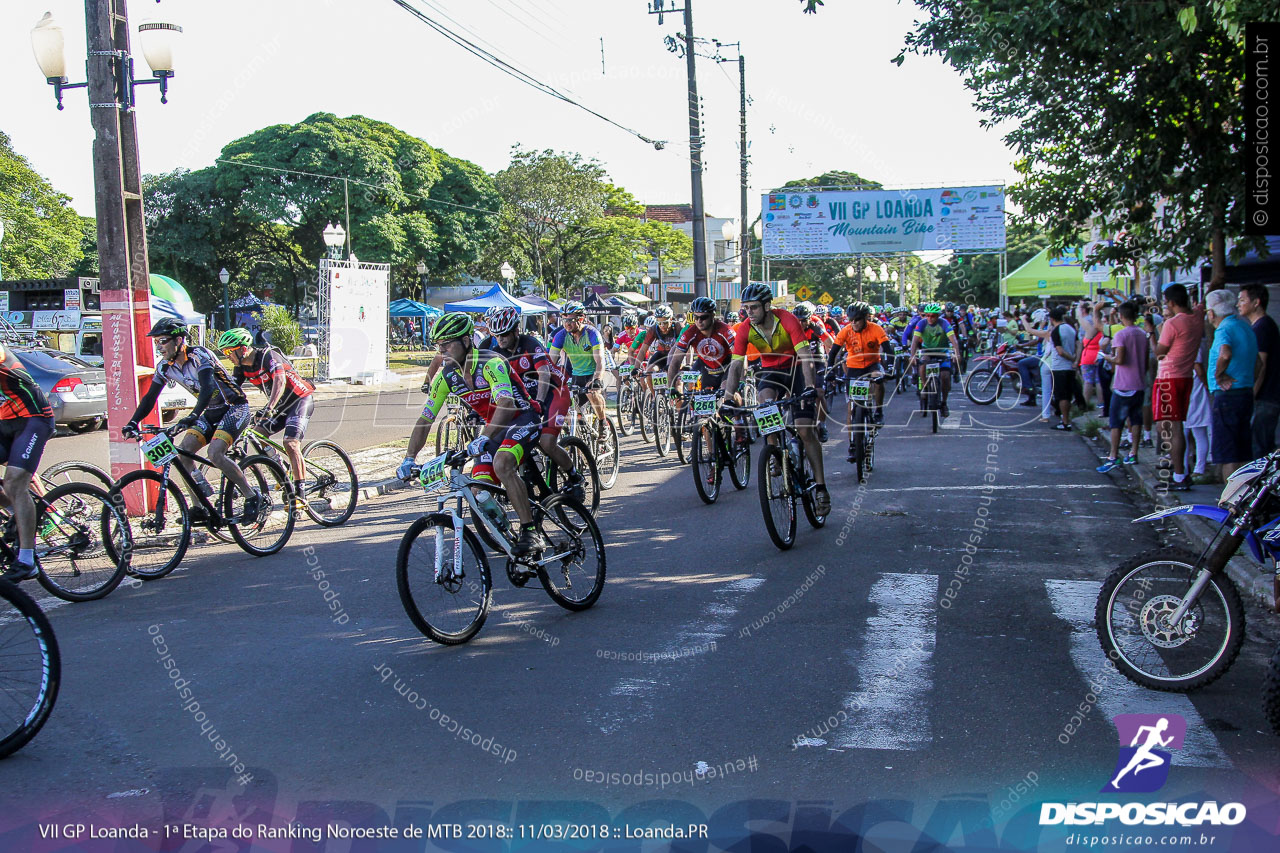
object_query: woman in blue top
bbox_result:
[548,302,607,438]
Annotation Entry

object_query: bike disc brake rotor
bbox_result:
[1139,595,1199,648]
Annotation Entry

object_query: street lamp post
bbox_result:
[219,268,230,330]
[416,261,428,303]
[863,266,875,302]
[322,223,346,260]
[642,274,652,301]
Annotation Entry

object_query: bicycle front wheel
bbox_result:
[225,455,297,556]
[109,470,190,579]
[654,407,673,457]
[1096,548,1246,691]
[963,367,1001,405]
[396,513,492,645]
[301,440,359,526]
[553,436,601,515]
[41,460,114,491]
[0,581,59,758]
[35,483,131,602]
[727,422,751,490]
[758,444,796,550]
[537,495,606,611]
[595,419,620,490]
[691,422,721,505]
[799,450,828,529]
[617,385,635,436]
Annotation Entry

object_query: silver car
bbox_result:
[12,347,108,433]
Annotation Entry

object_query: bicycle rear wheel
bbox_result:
[636,389,652,442]
[397,513,492,645]
[0,581,59,758]
[551,436,601,515]
[35,483,131,602]
[301,440,359,526]
[617,385,635,436]
[691,422,721,505]
[109,470,189,580]
[758,444,796,550]
[225,455,296,556]
[799,450,828,529]
[852,427,867,483]
[654,406,673,457]
[537,495,606,611]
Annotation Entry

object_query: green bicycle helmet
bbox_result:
[431,312,474,344]
[217,328,254,350]
[922,302,943,315]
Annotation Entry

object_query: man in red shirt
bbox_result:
[724,284,829,516]
[1153,284,1204,490]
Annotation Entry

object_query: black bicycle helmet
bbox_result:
[848,302,871,321]
[690,296,716,315]
[148,318,189,339]
[740,282,773,304]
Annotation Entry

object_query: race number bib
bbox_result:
[618,362,634,377]
[418,454,450,490]
[652,373,669,390]
[141,433,178,466]
[925,363,941,378]
[849,380,871,400]
[754,404,785,435]
[692,393,718,416]
[681,370,700,387]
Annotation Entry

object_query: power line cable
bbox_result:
[388,0,667,150]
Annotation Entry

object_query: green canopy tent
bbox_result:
[1000,248,1128,305]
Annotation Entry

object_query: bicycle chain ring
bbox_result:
[1139,594,1198,648]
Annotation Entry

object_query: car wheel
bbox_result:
[67,419,101,434]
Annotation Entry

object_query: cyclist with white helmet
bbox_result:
[632,304,684,394]
[548,301,607,439]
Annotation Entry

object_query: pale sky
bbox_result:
[3,0,1018,227]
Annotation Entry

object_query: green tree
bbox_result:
[145,113,500,312]
[898,0,1262,288]
[480,148,692,297]
[0,129,87,280]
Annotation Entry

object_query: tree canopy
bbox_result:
[145,113,500,312]
[0,129,91,280]
[898,0,1264,287]
[478,148,692,298]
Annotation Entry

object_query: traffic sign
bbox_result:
[817,292,834,305]
[795,285,813,301]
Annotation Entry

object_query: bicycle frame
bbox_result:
[238,425,338,484]
[132,428,238,526]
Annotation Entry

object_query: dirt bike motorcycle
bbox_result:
[1095,452,1280,733]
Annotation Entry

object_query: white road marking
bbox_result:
[861,483,1104,493]
[835,573,937,750]
[1044,579,1231,768]
[589,576,765,735]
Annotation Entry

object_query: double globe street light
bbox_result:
[30,11,181,110]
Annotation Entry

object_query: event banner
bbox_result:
[323,260,389,380]
[761,186,1006,256]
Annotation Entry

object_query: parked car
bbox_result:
[11,347,108,433]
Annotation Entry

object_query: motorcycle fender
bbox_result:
[1132,504,1228,524]
[1133,504,1265,561]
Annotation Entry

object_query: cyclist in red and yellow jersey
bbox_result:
[0,343,57,580]
[724,283,829,515]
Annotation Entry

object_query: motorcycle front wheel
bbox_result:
[1095,547,1245,691]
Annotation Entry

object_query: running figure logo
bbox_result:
[1103,713,1186,793]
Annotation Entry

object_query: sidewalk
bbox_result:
[1075,415,1277,611]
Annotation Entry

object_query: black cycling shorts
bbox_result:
[698,366,728,392]
[568,373,596,393]
[756,367,815,419]
[191,403,251,446]
[0,416,55,474]
[260,396,316,440]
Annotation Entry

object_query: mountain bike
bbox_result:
[914,349,951,433]
[615,363,648,440]
[687,390,751,504]
[963,343,1026,408]
[0,482,132,602]
[435,395,483,455]
[847,372,883,484]
[396,446,606,645]
[0,580,59,758]
[748,389,826,550]
[565,387,620,490]
[650,370,676,457]
[671,369,702,464]
[110,425,295,579]
[232,423,359,526]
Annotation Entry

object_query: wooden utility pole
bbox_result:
[86,0,155,480]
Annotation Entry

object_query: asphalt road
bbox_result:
[4,383,1279,849]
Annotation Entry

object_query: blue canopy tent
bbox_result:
[389,298,442,345]
[443,284,546,314]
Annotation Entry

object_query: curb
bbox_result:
[1074,418,1276,610]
